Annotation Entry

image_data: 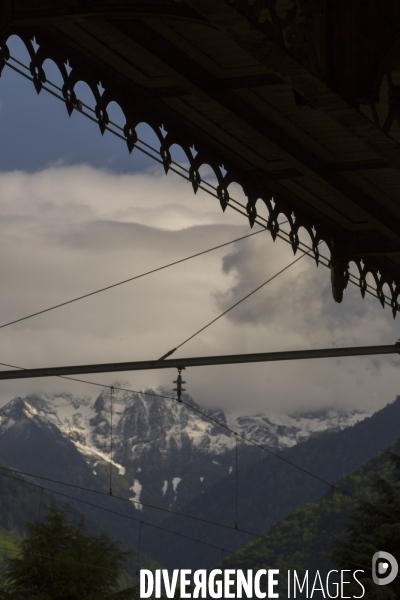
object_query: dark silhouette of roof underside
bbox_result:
[1,0,400,313]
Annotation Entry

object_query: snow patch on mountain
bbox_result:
[130,480,143,510]
[172,477,182,493]
[74,442,126,475]
[0,392,372,461]
[226,408,371,449]
[0,390,373,514]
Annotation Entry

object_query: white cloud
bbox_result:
[0,165,398,415]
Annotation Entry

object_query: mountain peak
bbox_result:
[0,391,374,456]
[0,396,41,425]
[0,390,375,516]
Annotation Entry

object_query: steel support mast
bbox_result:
[0,343,398,380]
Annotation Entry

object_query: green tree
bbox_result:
[332,451,400,599]
[0,504,139,599]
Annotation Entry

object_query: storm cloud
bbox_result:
[0,165,398,416]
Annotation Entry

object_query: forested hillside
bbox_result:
[0,464,159,580]
[146,396,400,569]
[221,438,400,598]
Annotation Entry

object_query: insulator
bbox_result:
[173,368,186,402]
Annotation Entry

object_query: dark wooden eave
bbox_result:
[1,0,400,313]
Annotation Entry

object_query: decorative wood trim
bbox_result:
[0,32,399,316]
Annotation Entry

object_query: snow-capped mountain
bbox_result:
[0,391,371,516]
[229,408,370,449]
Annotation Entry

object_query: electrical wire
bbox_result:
[109,385,114,496]
[178,395,398,521]
[0,241,336,534]
[0,367,396,526]
[1,52,398,573]
[0,462,304,535]
[160,249,309,359]
[0,469,233,556]
[0,469,296,567]
[4,57,399,314]
[0,466,379,575]
[0,228,269,331]
[0,343,396,566]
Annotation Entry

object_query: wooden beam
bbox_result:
[217,73,282,89]
[185,0,400,174]
[114,19,400,238]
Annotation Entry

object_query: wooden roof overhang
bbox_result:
[1,0,400,314]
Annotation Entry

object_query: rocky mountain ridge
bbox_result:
[0,391,371,514]
[0,390,371,452]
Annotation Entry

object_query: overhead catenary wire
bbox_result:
[0,227,269,331]
[0,220,317,376]
[0,468,237,557]
[0,466,382,577]
[178,394,391,517]
[4,440,399,581]
[331,485,335,550]
[1,53,398,574]
[8,238,399,382]
[109,385,114,496]
[0,376,394,551]
[4,56,399,314]
[1,455,396,535]
[4,50,396,556]
[0,370,396,527]
[0,468,318,569]
[0,342,398,379]
[0,340,396,567]
[0,350,397,528]
[159,249,309,359]
[235,432,238,530]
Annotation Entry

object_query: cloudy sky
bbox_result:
[0,35,399,416]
